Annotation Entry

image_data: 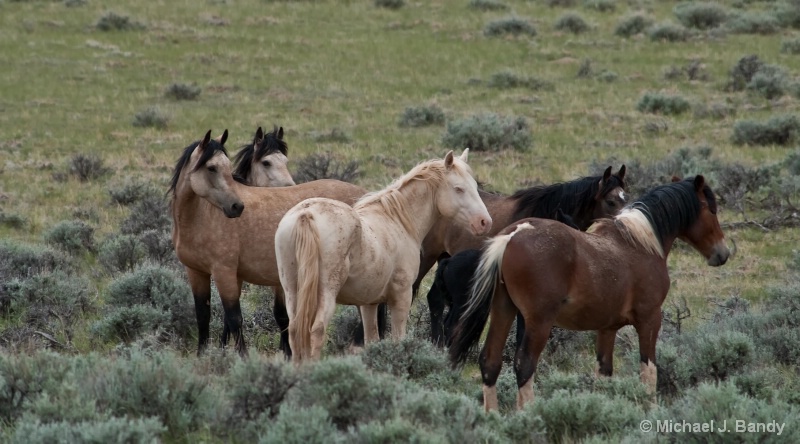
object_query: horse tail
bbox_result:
[292,212,322,360]
[449,232,514,368]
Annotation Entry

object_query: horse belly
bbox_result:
[554,290,632,331]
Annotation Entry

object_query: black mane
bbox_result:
[232,127,287,184]
[169,139,228,196]
[510,173,625,230]
[628,178,711,248]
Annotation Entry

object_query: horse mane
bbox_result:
[232,127,287,184]
[591,179,705,257]
[169,139,228,196]
[509,173,624,228]
[354,158,468,236]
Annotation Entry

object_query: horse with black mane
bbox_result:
[449,176,731,411]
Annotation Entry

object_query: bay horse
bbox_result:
[232,126,295,188]
[428,209,580,347]
[449,176,731,411]
[275,150,492,362]
[169,130,365,356]
[422,166,628,345]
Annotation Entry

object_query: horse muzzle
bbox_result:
[707,240,733,267]
[471,215,492,236]
[224,201,245,218]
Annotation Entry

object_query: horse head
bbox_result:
[437,149,492,236]
[593,165,628,221]
[677,175,730,266]
[188,129,244,218]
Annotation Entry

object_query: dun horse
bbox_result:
[170,130,365,356]
[449,176,731,411]
[276,150,491,362]
[232,126,295,187]
[423,166,627,345]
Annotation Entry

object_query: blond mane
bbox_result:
[587,207,664,257]
[354,157,471,236]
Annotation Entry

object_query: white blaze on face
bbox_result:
[619,191,627,202]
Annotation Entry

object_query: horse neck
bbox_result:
[371,179,440,245]
[171,176,219,235]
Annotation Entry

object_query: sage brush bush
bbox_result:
[95,12,145,31]
[70,153,111,182]
[10,417,167,444]
[294,152,360,183]
[375,0,404,9]
[746,64,790,99]
[727,54,764,91]
[108,180,160,206]
[132,106,169,129]
[43,220,95,255]
[468,0,508,11]
[120,193,171,235]
[442,112,532,152]
[225,357,298,423]
[726,12,780,35]
[615,14,653,37]
[164,82,201,101]
[309,128,351,143]
[0,212,26,230]
[648,22,691,42]
[0,241,73,283]
[484,17,537,37]
[361,338,450,381]
[732,114,800,146]
[398,105,445,128]
[583,0,615,12]
[636,92,691,115]
[98,235,147,274]
[554,12,590,34]
[487,70,552,91]
[673,2,728,30]
[258,405,339,444]
[781,37,800,54]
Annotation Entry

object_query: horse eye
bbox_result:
[207,166,217,173]
[262,160,272,168]
[605,200,616,207]
[455,186,465,194]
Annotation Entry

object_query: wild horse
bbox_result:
[423,166,628,345]
[275,150,491,362]
[449,176,731,411]
[170,129,365,356]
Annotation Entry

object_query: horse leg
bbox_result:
[272,286,292,360]
[187,269,212,356]
[635,313,662,397]
[426,270,448,346]
[215,272,247,357]
[309,290,338,361]
[377,303,388,340]
[388,290,413,341]
[514,322,551,410]
[359,304,380,344]
[595,329,617,378]
[478,285,517,412]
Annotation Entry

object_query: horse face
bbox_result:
[189,137,244,218]
[251,151,295,187]
[594,165,628,221]
[679,177,730,266]
[437,150,492,236]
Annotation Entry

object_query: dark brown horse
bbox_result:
[449,176,731,411]
[422,166,627,344]
[169,130,365,356]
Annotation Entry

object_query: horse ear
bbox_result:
[444,150,455,169]
[671,175,682,183]
[459,148,469,162]
[201,130,212,148]
[617,165,626,181]
[693,175,705,190]
[216,129,228,146]
[255,127,264,144]
[601,166,612,183]
[278,126,284,140]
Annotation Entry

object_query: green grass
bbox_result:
[1,0,800,439]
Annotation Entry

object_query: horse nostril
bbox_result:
[481,219,487,227]
[233,203,244,213]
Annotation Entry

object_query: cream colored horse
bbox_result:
[232,126,295,188]
[275,150,492,362]
[169,130,365,356]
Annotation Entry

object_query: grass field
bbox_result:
[1,0,799,441]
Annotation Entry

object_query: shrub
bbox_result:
[501,407,548,443]
[98,235,147,274]
[0,241,73,281]
[138,229,176,265]
[615,14,653,37]
[774,2,800,29]
[309,128,351,143]
[746,64,789,99]
[63,0,87,6]
[597,70,618,82]
[583,0,615,13]
[673,2,728,30]
[132,106,169,129]
[484,17,537,37]
[547,0,576,7]
[398,105,446,128]
[69,153,111,182]
[108,179,160,206]
[394,390,497,442]
[7,270,95,327]
[293,152,360,184]
[533,390,644,442]
[290,357,401,430]
[323,306,362,354]
[10,417,166,444]
[120,193,171,235]
[95,12,145,31]
[732,115,800,146]
[442,112,532,152]
[693,330,754,381]
[164,83,201,101]
[726,12,780,34]
[0,212,27,229]
[468,0,508,11]
[487,70,553,90]
[727,54,764,92]
[781,37,800,54]
[648,22,691,42]
[375,0,404,9]
[43,220,95,255]
[0,351,72,423]
[554,12,590,34]
[92,305,172,343]
[361,338,449,380]
[693,102,735,120]
[226,357,298,423]
[259,405,340,444]
[349,418,435,443]
[636,92,691,115]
